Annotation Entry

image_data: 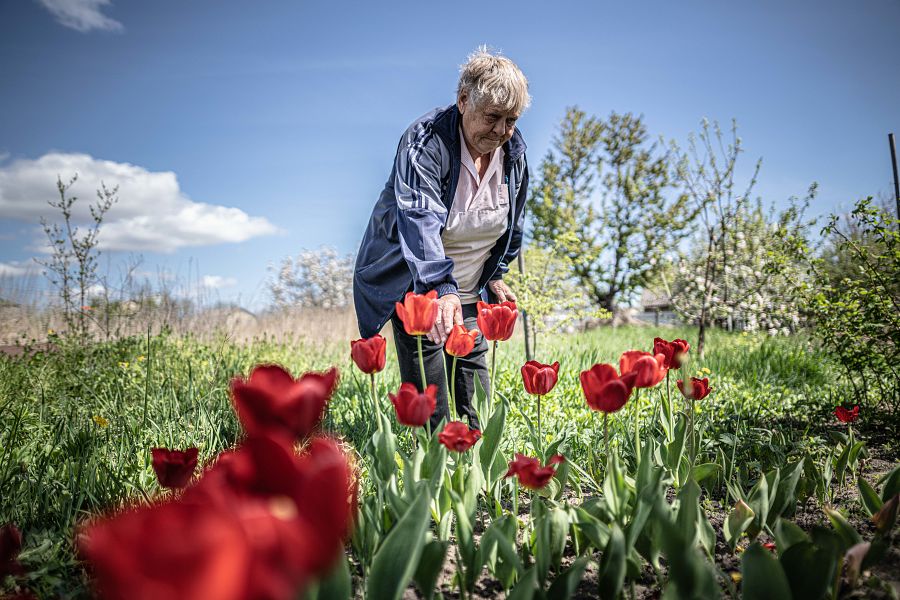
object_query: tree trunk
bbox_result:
[697,316,707,360]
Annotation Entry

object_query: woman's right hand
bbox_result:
[426,293,463,346]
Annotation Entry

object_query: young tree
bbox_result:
[530,108,692,313]
[36,175,118,342]
[666,119,815,357]
[666,119,758,357]
[504,240,608,357]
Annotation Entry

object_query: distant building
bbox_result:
[636,288,681,326]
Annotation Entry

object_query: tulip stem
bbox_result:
[633,389,641,465]
[537,394,543,459]
[416,334,428,392]
[604,412,610,464]
[665,370,673,441]
[370,373,378,425]
[489,340,497,405]
[688,399,695,472]
[451,356,458,411]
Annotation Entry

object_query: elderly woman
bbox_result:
[353,48,530,431]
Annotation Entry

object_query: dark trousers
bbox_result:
[390,302,490,431]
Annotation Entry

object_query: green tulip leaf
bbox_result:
[479,395,507,483]
[691,462,721,485]
[547,507,570,573]
[506,567,539,600]
[779,540,838,600]
[857,477,883,517]
[724,499,755,550]
[366,486,432,600]
[879,464,900,501]
[774,519,809,554]
[547,557,590,600]
[598,523,626,600]
[824,507,862,550]
[304,554,352,600]
[770,459,804,524]
[741,542,792,600]
[413,539,449,600]
[676,480,701,548]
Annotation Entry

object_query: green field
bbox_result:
[1,325,898,598]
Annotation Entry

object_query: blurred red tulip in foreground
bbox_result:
[231,364,338,441]
[81,436,355,600]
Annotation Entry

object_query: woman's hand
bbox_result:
[487,279,517,303]
[427,293,463,345]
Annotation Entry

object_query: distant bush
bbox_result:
[268,246,354,309]
[807,197,900,407]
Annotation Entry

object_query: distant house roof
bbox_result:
[640,287,672,310]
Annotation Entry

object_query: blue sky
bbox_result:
[1,0,898,310]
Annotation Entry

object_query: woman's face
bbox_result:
[457,92,519,157]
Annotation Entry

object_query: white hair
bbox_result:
[457,46,531,114]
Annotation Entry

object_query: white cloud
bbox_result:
[36,0,124,33]
[201,275,237,289]
[0,261,36,277]
[0,152,281,253]
[85,283,106,297]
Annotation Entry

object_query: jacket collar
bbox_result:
[432,103,527,163]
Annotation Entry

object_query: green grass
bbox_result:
[0,325,865,597]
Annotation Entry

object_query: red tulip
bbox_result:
[445,325,479,357]
[676,377,712,401]
[504,454,565,490]
[389,382,437,427]
[580,364,636,413]
[438,421,482,452]
[834,405,860,424]
[395,290,439,336]
[81,434,356,600]
[476,301,518,341]
[79,498,251,600]
[231,364,338,441]
[1,523,25,578]
[151,447,199,489]
[521,361,560,396]
[619,351,667,388]
[350,335,386,374]
[653,337,690,369]
[763,542,777,553]
[188,435,355,597]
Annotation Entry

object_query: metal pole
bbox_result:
[889,133,899,220]
[517,251,533,362]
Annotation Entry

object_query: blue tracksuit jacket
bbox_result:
[353,103,529,338]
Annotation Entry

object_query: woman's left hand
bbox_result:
[487,279,517,303]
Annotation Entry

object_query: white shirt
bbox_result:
[441,128,510,303]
